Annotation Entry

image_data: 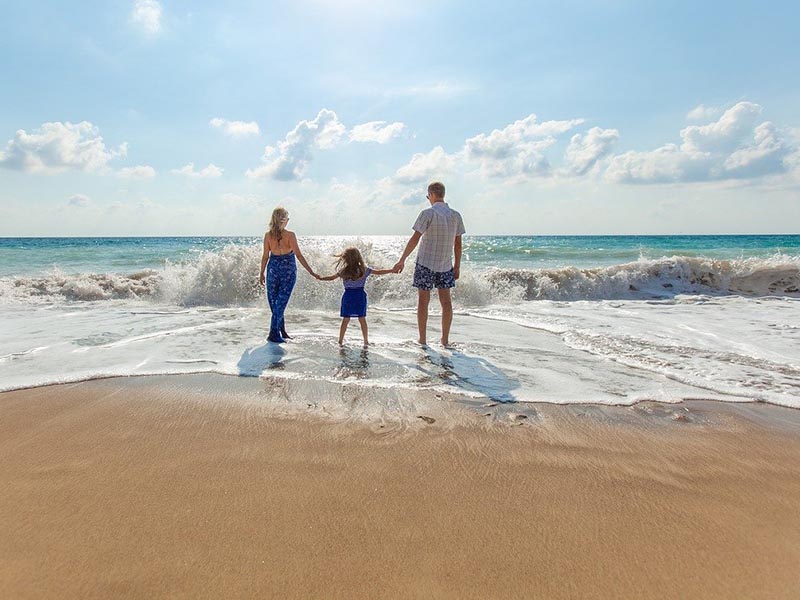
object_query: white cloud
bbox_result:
[209,118,260,138]
[349,121,406,143]
[563,127,620,176]
[393,146,455,184]
[605,102,794,183]
[66,194,91,208]
[681,102,762,154]
[130,0,162,34]
[0,121,127,174]
[723,122,790,178]
[246,109,346,181]
[687,104,722,121]
[171,162,223,178]
[118,165,156,178]
[464,114,584,178]
[399,189,425,205]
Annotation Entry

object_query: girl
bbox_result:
[259,207,318,343]
[318,247,394,346]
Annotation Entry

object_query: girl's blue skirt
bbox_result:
[341,288,367,317]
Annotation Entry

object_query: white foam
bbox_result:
[2,244,798,307]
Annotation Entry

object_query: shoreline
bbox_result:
[2,374,800,598]
[3,370,800,416]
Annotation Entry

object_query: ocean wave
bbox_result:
[486,254,800,300]
[1,244,798,306]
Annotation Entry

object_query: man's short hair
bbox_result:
[427,181,446,198]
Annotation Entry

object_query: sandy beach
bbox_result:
[1,374,800,599]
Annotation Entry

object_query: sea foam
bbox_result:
[2,243,798,306]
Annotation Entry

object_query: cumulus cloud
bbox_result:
[464,114,584,178]
[399,189,425,205]
[130,0,162,34]
[171,162,223,178]
[349,121,406,143]
[563,127,620,176]
[393,146,455,184]
[687,104,722,121]
[118,165,156,178]
[0,121,127,174]
[209,118,260,138]
[246,109,346,181]
[605,102,794,183]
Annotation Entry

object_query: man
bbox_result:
[393,181,466,347]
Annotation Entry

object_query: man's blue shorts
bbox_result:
[413,263,456,290]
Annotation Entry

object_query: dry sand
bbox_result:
[1,374,800,599]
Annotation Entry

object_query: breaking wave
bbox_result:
[1,243,798,306]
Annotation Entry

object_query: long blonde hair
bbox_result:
[268,207,289,244]
[335,247,366,281]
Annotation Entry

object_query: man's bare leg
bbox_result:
[417,289,431,345]
[438,287,453,346]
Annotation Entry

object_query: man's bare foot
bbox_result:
[417,339,427,346]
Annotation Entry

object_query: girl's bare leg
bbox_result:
[358,317,369,346]
[339,318,350,345]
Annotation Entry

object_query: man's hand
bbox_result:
[259,272,265,286]
[393,260,405,273]
[453,266,460,281]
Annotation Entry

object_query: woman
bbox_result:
[259,207,317,343]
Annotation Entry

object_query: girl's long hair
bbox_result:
[268,207,288,243]
[335,247,366,281]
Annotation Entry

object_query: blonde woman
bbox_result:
[259,207,317,343]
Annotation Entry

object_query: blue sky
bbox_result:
[1,0,799,236]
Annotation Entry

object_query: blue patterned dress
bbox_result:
[265,252,297,341]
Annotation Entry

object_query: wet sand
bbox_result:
[1,374,799,599]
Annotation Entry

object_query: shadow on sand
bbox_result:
[417,346,520,403]
[237,343,287,376]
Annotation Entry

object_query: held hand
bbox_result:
[258,273,265,286]
[313,272,321,280]
[393,261,405,273]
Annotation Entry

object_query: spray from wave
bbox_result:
[1,243,798,306]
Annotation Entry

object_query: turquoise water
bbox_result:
[2,235,799,277]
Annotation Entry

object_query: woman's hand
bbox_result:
[259,272,265,286]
